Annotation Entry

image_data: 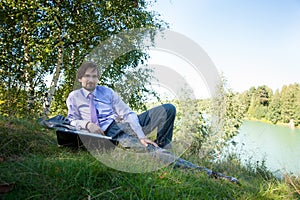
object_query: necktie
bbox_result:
[88,93,99,125]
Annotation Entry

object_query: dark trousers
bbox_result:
[105,103,176,148]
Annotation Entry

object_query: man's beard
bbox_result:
[84,83,96,92]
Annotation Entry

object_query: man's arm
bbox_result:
[111,91,157,147]
[111,92,145,137]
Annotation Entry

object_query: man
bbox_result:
[48,62,237,183]
[66,61,176,148]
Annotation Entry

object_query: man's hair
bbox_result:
[77,62,100,79]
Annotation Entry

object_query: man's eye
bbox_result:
[84,75,98,79]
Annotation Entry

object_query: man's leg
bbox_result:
[105,121,145,150]
[138,103,176,148]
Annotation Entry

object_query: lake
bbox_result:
[224,120,300,177]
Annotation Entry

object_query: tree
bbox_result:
[199,75,246,158]
[281,83,300,125]
[243,83,300,127]
[0,0,167,118]
[239,90,252,115]
[246,85,273,119]
[0,1,52,116]
[257,85,272,107]
[267,89,281,124]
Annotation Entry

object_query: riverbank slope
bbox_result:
[0,117,299,199]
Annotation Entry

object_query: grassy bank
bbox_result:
[0,117,299,199]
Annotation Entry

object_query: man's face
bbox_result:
[78,67,99,92]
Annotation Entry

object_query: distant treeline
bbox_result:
[237,83,300,127]
[171,81,300,157]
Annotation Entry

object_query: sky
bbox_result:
[147,0,300,95]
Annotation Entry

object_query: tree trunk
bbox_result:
[43,41,64,117]
[22,13,35,112]
[43,14,64,117]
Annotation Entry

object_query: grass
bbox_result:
[0,116,299,199]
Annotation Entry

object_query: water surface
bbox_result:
[227,120,300,177]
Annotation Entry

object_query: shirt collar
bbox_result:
[81,88,95,98]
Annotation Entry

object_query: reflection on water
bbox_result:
[224,120,300,177]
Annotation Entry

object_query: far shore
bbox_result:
[244,117,300,130]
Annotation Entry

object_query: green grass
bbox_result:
[0,116,299,199]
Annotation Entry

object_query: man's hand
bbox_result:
[140,137,158,147]
[86,122,104,135]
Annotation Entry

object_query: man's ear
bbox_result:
[78,78,82,83]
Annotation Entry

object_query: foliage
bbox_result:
[246,85,273,119]
[0,0,167,118]
[172,97,208,158]
[197,76,246,158]
[243,83,300,127]
[267,89,282,124]
[166,76,247,160]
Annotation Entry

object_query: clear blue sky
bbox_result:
[148,0,300,93]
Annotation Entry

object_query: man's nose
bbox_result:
[86,76,95,81]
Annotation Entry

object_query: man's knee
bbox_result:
[162,103,176,117]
